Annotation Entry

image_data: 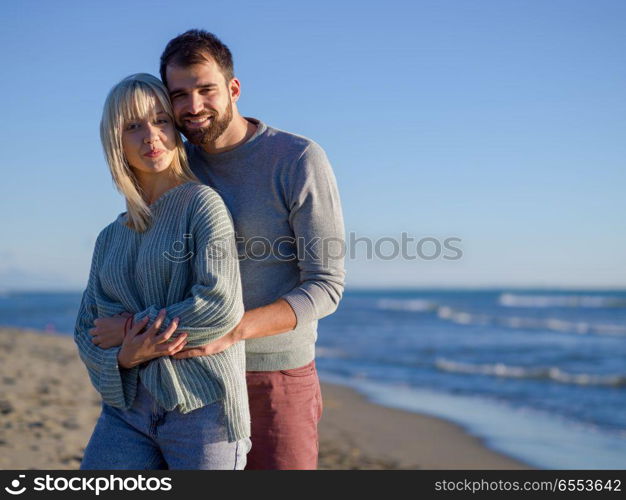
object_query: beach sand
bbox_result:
[0,327,529,470]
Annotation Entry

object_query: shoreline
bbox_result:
[0,327,528,469]
[318,381,529,469]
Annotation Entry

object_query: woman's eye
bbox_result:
[157,118,169,124]
[125,123,140,131]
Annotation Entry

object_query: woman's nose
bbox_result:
[144,125,159,144]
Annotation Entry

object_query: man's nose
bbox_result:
[188,93,204,115]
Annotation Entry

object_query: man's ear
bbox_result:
[229,77,241,102]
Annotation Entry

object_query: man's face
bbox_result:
[166,59,234,147]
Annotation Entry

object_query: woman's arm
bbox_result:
[132,189,244,348]
[74,233,139,409]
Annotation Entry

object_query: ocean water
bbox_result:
[315,289,626,469]
[1,289,625,468]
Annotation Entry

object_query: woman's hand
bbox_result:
[117,309,188,369]
[89,312,133,349]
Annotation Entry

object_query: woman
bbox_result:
[74,73,250,469]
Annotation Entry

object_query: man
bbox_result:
[161,29,345,470]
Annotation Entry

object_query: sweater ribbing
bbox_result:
[74,182,249,442]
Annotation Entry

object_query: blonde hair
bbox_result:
[100,73,198,232]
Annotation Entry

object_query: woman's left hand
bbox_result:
[89,312,133,348]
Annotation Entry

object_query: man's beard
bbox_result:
[179,101,234,147]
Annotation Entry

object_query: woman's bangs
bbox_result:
[118,83,159,125]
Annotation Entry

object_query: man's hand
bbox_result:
[90,312,133,348]
[172,322,243,359]
[118,309,188,369]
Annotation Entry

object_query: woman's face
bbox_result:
[122,103,177,176]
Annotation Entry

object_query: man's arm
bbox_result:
[234,298,297,339]
[279,141,346,325]
[173,298,296,358]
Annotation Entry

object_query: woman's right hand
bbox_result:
[117,309,188,369]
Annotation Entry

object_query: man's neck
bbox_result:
[202,115,257,155]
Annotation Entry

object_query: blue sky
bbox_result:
[1,0,625,290]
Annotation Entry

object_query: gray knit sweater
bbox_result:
[74,182,249,442]
[186,119,346,371]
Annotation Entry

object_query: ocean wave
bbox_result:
[499,293,626,308]
[437,307,626,336]
[315,346,347,358]
[375,298,626,336]
[377,299,439,312]
[435,358,626,387]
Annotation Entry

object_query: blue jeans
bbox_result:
[81,382,251,470]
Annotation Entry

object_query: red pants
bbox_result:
[245,360,323,470]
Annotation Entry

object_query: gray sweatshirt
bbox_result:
[186,118,346,371]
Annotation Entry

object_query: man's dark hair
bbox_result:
[160,29,234,86]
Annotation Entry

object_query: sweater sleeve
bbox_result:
[74,232,139,409]
[132,190,244,347]
[280,142,346,326]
